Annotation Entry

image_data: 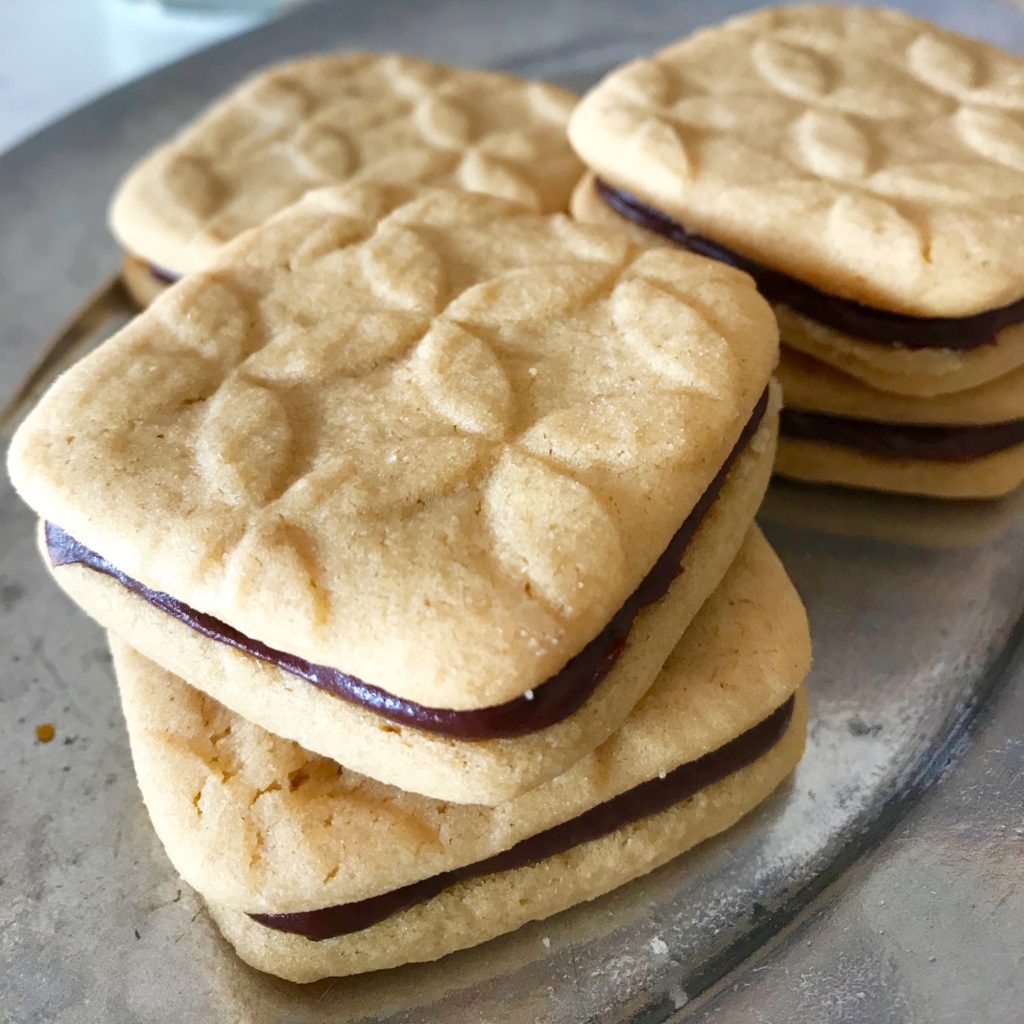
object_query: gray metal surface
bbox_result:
[1,2,1022,1022]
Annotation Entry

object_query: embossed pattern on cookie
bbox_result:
[108,528,808,973]
[9,184,778,713]
[110,54,584,278]
[570,5,1024,316]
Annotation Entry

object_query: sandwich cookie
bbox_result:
[110,53,583,306]
[774,351,1024,498]
[569,6,1024,496]
[9,183,779,803]
[111,528,810,982]
[574,176,1024,497]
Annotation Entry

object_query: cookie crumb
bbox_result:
[35,723,55,743]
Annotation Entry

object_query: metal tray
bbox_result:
[2,3,1022,1022]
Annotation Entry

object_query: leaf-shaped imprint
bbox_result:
[315,93,408,135]
[286,213,368,267]
[475,130,540,163]
[524,82,576,123]
[389,188,515,229]
[302,435,482,519]
[907,33,979,95]
[196,377,293,506]
[380,54,447,97]
[243,310,425,383]
[359,226,445,313]
[162,276,255,370]
[827,194,925,272]
[225,517,327,629]
[456,151,542,211]
[752,38,832,100]
[794,110,871,179]
[956,107,1024,172]
[611,278,735,396]
[412,322,512,438]
[519,389,692,475]
[626,118,691,187]
[551,217,632,266]
[445,262,608,327]
[484,450,625,616]
[591,99,655,145]
[242,73,313,120]
[291,123,355,179]
[413,96,472,149]
[610,59,673,106]
[162,154,226,219]
[868,162,983,203]
[670,94,793,133]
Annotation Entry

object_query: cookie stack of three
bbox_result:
[570,5,1024,500]
[8,70,809,982]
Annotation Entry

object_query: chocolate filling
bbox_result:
[595,179,1024,352]
[251,695,795,941]
[148,262,179,285]
[45,390,768,741]
[781,408,1024,462]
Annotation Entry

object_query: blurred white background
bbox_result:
[0,0,307,153]
[3,0,1020,156]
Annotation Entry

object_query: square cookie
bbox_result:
[37,381,779,802]
[573,172,1024,499]
[112,528,810,981]
[568,6,1024,397]
[111,53,584,301]
[9,183,778,800]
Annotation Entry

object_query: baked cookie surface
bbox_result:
[112,528,809,979]
[571,149,1024,499]
[570,172,1024,398]
[569,5,1024,317]
[209,697,805,983]
[41,390,778,803]
[10,183,777,715]
[110,53,584,277]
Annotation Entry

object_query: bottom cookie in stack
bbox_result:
[775,351,1024,499]
[110,528,810,983]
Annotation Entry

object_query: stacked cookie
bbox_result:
[109,53,584,306]
[8,178,809,979]
[569,5,1024,499]
[110,533,808,982]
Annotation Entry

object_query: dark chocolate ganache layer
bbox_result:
[46,390,768,741]
[595,179,1024,352]
[251,695,796,941]
[781,408,1024,462]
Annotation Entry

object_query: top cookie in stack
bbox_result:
[110,53,583,306]
[569,5,1024,499]
[8,181,779,805]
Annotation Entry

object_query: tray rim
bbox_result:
[1,2,1022,1021]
